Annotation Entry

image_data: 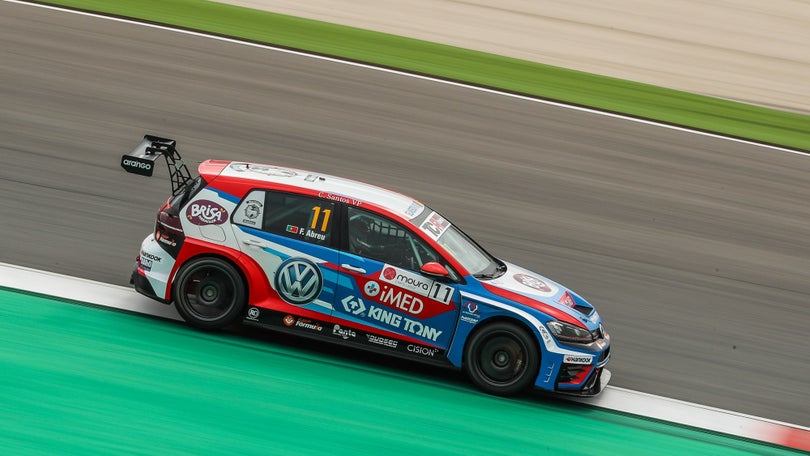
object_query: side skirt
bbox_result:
[242,307,455,369]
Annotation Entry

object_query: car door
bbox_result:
[332,205,460,354]
[231,189,341,324]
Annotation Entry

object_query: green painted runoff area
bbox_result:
[33,0,810,152]
[0,289,800,455]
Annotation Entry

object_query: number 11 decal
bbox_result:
[311,206,332,232]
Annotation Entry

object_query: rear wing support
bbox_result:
[121,135,193,196]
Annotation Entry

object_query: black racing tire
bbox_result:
[463,321,540,396]
[172,257,246,330]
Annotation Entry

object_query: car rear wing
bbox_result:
[121,135,193,196]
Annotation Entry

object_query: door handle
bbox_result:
[243,238,268,248]
[341,264,367,274]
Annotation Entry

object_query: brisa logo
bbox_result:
[274,258,323,305]
[186,199,228,226]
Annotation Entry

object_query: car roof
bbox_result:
[208,161,427,221]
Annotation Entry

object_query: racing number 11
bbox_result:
[310,206,331,232]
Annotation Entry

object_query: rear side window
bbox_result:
[262,192,336,246]
[232,190,266,229]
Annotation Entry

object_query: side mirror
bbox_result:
[420,262,450,279]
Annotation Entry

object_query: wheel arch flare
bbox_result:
[449,291,605,393]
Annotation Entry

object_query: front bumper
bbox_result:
[556,368,611,397]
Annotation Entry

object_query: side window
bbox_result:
[347,206,441,271]
[232,190,266,229]
[263,192,335,246]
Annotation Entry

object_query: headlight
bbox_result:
[546,320,595,344]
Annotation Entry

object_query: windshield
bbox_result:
[412,209,502,277]
[436,225,498,276]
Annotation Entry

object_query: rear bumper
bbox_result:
[131,263,170,304]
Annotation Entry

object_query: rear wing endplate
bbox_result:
[121,135,193,196]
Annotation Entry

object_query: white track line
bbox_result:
[0,262,181,321]
[5,0,808,158]
[1,262,808,450]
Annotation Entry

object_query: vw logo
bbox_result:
[274,258,323,305]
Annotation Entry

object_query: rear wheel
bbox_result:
[463,322,539,396]
[172,257,246,330]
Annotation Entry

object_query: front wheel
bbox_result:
[463,322,539,396]
[172,257,246,330]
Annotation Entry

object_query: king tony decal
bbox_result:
[340,264,457,344]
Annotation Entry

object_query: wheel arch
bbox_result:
[462,316,542,368]
[168,238,271,306]
[170,252,249,300]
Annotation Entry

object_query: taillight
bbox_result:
[154,200,184,256]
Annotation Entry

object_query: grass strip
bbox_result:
[29,0,810,151]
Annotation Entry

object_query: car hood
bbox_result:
[480,261,600,327]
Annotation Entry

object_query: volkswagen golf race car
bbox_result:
[122,135,611,397]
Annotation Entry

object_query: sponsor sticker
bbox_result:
[407,344,440,358]
[365,334,398,349]
[332,325,356,340]
[139,250,162,269]
[121,156,154,176]
[340,295,367,316]
[512,273,558,296]
[186,199,228,226]
[365,305,444,342]
[235,199,263,227]
[538,326,554,348]
[247,307,260,321]
[364,281,380,297]
[378,264,453,305]
[563,355,593,365]
[293,318,323,332]
[513,273,553,293]
[419,211,450,240]
[156,232,177,247]
[460,301,481,324]
[404,200,425,219]
[352,267,455,321]
[559,291,576,308]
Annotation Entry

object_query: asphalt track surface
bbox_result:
[1,2,809,427]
